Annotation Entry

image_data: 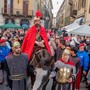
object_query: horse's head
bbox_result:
[35,49,52,68]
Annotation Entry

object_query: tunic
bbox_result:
[5,53,28,90]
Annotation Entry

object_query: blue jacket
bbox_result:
[77,50,89,71]
[0,45,10,62]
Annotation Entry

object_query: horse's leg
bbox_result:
[30,73,36,88]
[28,64,36,88]
[41,79,49,90]
[51,78,57,90]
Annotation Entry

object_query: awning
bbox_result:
[69,25,90,36]
[74,17,83,24]
[62,22,80,32]
[22,24,29,29]
[0,22,22,29]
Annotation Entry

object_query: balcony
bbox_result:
[1,8,33,18]
[70,5,77,18]
[69,0,73,5]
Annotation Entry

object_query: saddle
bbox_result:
[30,48,52,68]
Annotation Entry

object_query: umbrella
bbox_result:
[57,30,62,35]
[22,24,29,29]
[0,22,22,29]
[69,25,90,36]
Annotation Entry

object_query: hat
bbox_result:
[34,11,42,21]
[34,17,40,21]
[79,43,85,47]
[0,39,6,43]
[12,41,20,48]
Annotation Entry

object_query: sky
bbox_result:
[7,0,10,4]
[52,0,64,17]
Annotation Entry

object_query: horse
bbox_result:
[30,49,54,90]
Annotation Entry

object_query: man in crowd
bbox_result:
[0,39,10,70]
[77,43,89,81]
[70,35,80,47]
[4,41,29,90]
[55,38,66,61]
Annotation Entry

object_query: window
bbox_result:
[78,0,82,10]
[89,4,90,13]
[17,0,19,3]
[76,2,78,10]
[82,0,86,8]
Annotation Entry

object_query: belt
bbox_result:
[9,74,26,81]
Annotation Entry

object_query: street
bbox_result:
[0,78,88,90]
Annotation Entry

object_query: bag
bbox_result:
[0,70,4,84]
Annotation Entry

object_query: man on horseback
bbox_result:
[22,11,52,88]
[22,11,52,62]
[22,11,51,59]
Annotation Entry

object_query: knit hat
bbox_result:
[0,39,6,43]
[79,43,85,47]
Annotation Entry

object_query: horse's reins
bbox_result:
[30,49,43,64]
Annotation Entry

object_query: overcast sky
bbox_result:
[52,0,64,17]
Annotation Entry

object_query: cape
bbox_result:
[60,58,75,66]
[22,25,52,61]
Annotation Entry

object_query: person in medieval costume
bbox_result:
[50,49,76,90]
[22,11,52,62]
[22,11,52,87]
[4,41,29,90]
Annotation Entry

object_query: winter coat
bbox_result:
[76,50,89,72]
[0,45,10,62]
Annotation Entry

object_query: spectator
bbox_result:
[55,38,66,61]
[0,39,10,70]
[77,43,89,81]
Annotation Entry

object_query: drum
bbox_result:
[56,67,73,83]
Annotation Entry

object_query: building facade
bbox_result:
[52,17,56,28]
[0,0,4,25]
[44,0,53,29]
[37,0,53,29]
[56,0,70,29]
[1,0,37,27]
[69,0,85,24]
[56,0,90,29]
[1,0,53,29]
[69,0,90,25]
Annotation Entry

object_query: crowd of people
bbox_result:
[0,11,90,90]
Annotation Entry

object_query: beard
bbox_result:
[35,24,40,27]
[35,24,41,30]
[15,50,21,55]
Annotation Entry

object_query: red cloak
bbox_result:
[22,25,52,61]
[60,58,75,66]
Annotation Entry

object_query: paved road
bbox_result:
[0,84,10,90]
[80,82,88,90]
[27,78,89,90]
[0,78,89,90]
